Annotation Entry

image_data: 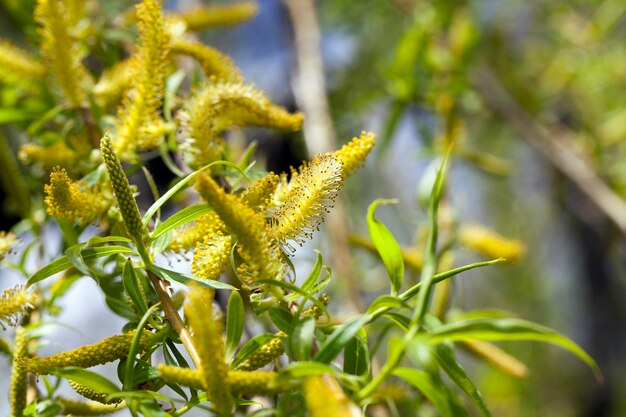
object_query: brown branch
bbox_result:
[473,66,626,234]
[147,270,201,369]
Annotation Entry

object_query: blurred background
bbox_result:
[1,0,625,416]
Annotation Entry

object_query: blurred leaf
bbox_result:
[231,333,277,368]
[54,367,120,394]
[290,317,316,361]
[367,199,404,295]
[268,306,294,334]
[428,318,602,380]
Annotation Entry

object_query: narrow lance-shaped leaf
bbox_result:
[367,199,404,295]
[225,291,245,359]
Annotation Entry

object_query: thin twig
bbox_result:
[474,66,626,234]
[147,270,202,369]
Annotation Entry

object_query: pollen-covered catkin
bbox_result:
[0,40,45,92]
[10,327,28,417]
[24,330,153,374]
[170,40,242,82]
[0,286,37,329]
[186,284,233,416]
[235,334,285,372]
[55,397,125,416]
[69,380,124,405]
[228,371,278,395]
[332,131,376,178]
[100,134,145,240]
[269,154,344,249]
[458,224,526,262]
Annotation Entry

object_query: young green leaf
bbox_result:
[54,367,120,394]
[149,204,213,240]
[231,333,276,368]
[122,259,149,316]
[226,291,245,359]
[268,306,295,334]
[315,315,369,364]
[290,317,316,361]
[343,335,370,377]
[367,199,404,295]
[147,264,237,290]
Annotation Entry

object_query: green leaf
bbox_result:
[122,259,149,316]
[87,236,133,245]
[343,335,370,377]
[367,295,410,316]
[226,291,245,359]
[393,368,468,417]
[28,246,138,286]
[428,318,602,380]
[268,306,294,334]
[142,165,213,226]
[147,264,237,291]
[315,315,369,364]
[367,199,404,295]
[54,367,120,394]
[285,251,323,302]
[65,243,91,277]
[231,333,276,368]
[290,317,316,361]
[0,107,37,124]
[433,342,492,417]
[150,204,213,240]
[276,361,334,383]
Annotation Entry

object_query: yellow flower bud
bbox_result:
[69,380,124,405]
[100,135,145,240]
[228,370,278,395]
[458,224,526,262]
[0,231,19,263]
[24,330,154,374]
[175,2,259,32]
[55,397,125,416]
[10,327,28,417]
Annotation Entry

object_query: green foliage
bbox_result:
[0,0,608,416]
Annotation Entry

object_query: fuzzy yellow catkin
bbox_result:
[460,340,528,378]
[185,284,233,416]
[168,211,226,253]
[35,0,92,107]
[192,233,233,280]
[458,224,526,262]
[0,286,37,329]
[0,40,45,92]
[170,39,242,82]
[176,2,259,32]
[69,380,124,405]
[0,231,19,263]
[44,168,109,226]
[93,58,135,109]
[55,397,124,416]
[157,364,280,395]
[100,135,145,240]
[10,327,28,417]
[115,0,170,159]
[196,174,281,282]
[333,131,376,178]
[304,374,362,417]
[24,330,153,375]
[240,173,279,212]
[269,153,344,250]
[19,142,83,171]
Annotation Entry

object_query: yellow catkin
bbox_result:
[269,154,344,250]
[304,374,362,417]
[157,364,279,395]
[69,380,124,405]
[460,340,528,378]
[176,2,259,32]
[35,0,92,107]
[55,397,125,416]
[192,232,233,280]
[185,284,233,416]
[10,327,28,417]
[114,0,170,159]
[0,231,19,263]
[235,335,284,372]
[332,131,376,178]
[0,286,37,329]
[196,174,281,282]
[24,330,154,375]
[44,168,109,226]
[100,135,145,240]
[458,224,526,262]
[93,58,135,109]
[168,211,226,253]
[19,138,89,171]
[170,39,242,82]
[181,82,303,169]
[240,173,279,212]
[0,40,45,92]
